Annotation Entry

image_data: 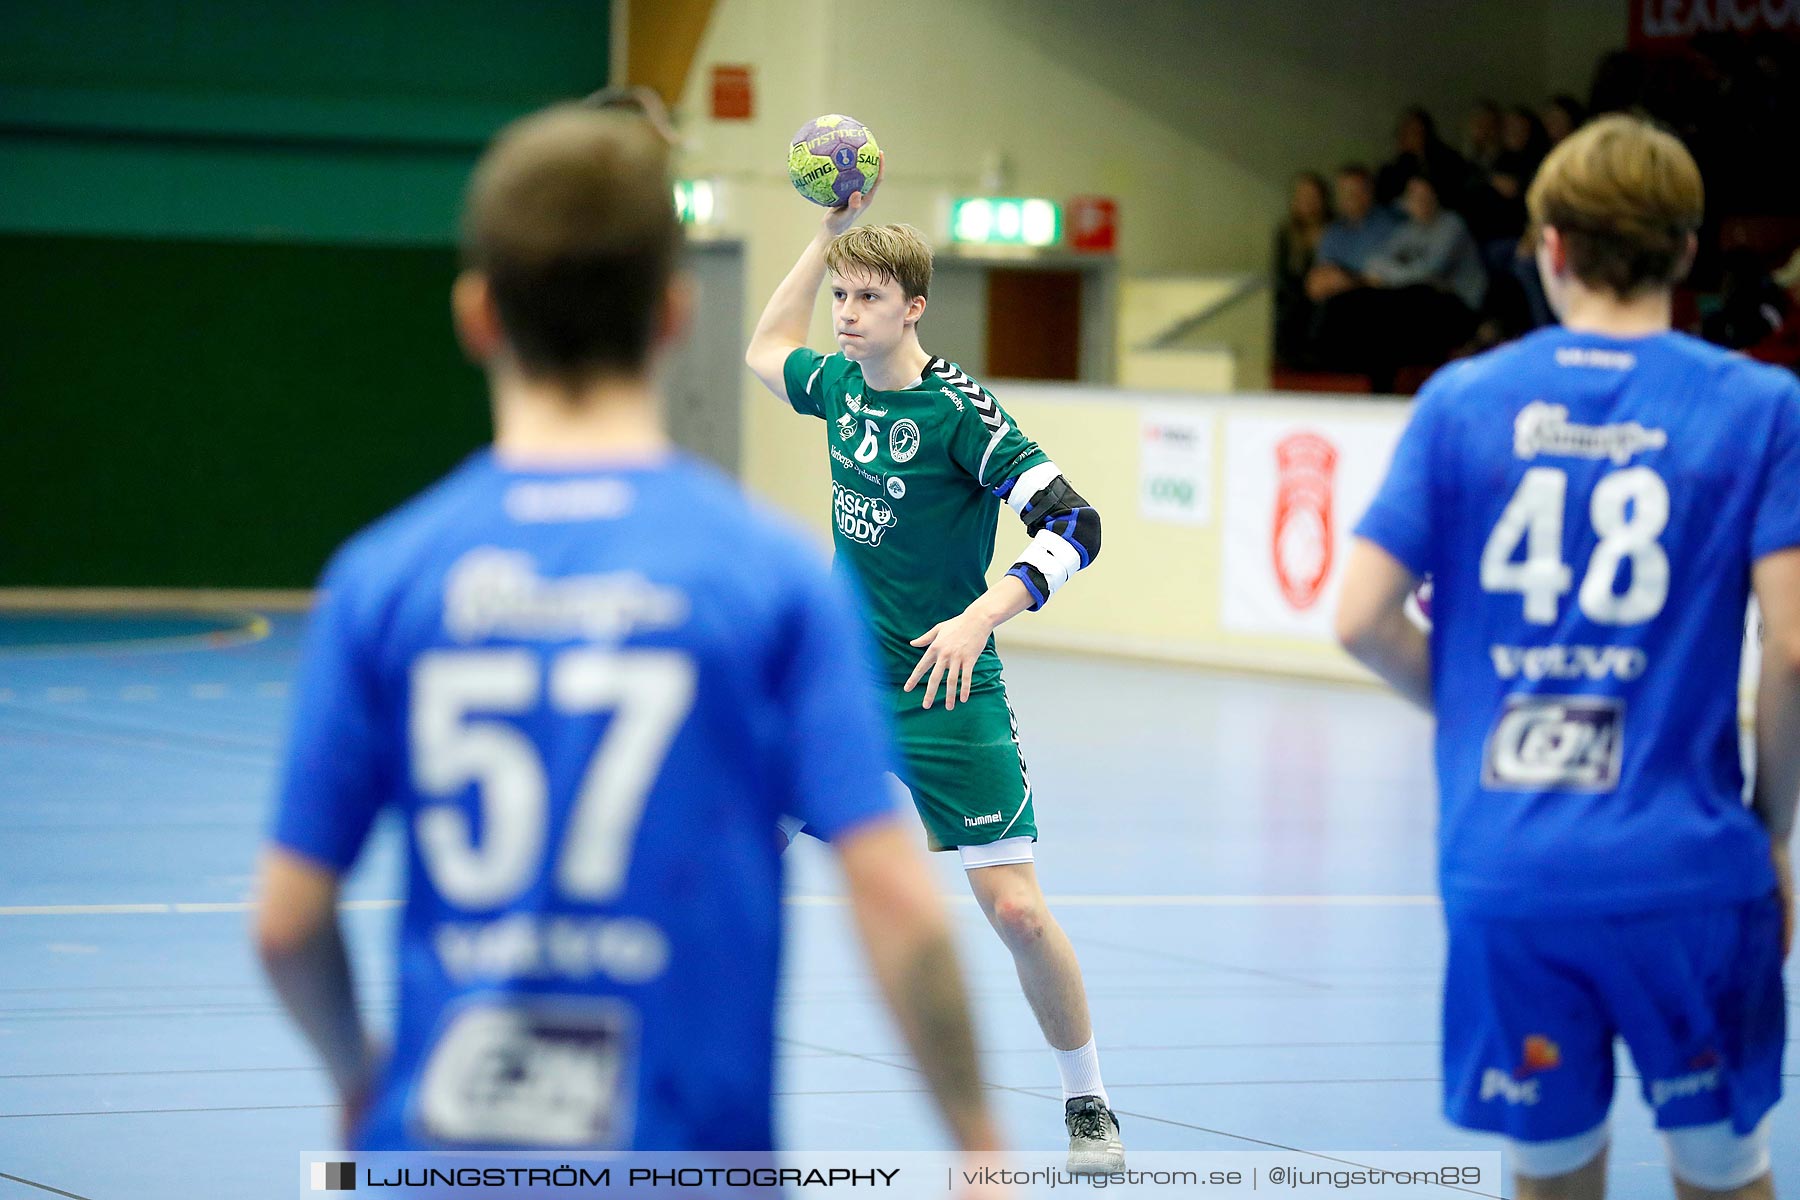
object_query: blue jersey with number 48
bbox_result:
[1357,328,1800,918]
[270,450,898,1151]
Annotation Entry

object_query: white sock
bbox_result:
[1053,1036,1108,1106]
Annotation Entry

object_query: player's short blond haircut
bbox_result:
[462,103,679,377]
[826,224,933,302]
[1527,113,1703,298]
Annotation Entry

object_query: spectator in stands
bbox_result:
[1540,94,1586,145]
[1313,173,1486,391]
[1707,246,1800,373]
[1458,101,1507,242]
[1462,100,1503,173]
[1306,165,1400,304]
[1747,247,1800,372]
[1490,106,1548,217]
[1376,105,1467,208]
[1274,172,1333,368]
[1365,173,1487,315]
[1469,106,1552,336]
[1701,248,1786,350]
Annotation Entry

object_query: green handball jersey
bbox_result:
[783,348,1047,691]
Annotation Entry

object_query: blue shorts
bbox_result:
[1442,894,1786,1142]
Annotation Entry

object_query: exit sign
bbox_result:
[950,197,1061,247]
[673,179,715,226]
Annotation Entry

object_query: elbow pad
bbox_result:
[996,462,1102,609]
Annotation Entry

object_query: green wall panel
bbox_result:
[0,1,614,586]
[0,234,492,587]
[1,0,610,104]
[0,0,612,242]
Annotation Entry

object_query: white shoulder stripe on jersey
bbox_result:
[1007,461,1061,514]
[976,421,1013,487]
[805,362,825,395]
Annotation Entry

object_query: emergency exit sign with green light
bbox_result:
[950,198,1061,247]
[673,179,715,226]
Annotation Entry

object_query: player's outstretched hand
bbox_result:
[821,154,883,238]
[905,605,993,711]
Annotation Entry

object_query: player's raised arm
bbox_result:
[744,185,878,400]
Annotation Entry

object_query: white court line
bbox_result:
[0,895,1439,917]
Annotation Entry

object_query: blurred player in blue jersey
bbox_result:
[1339,114,1800,1200]
[252,98,1003,1166]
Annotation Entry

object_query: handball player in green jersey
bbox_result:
[747,178,1123,1173]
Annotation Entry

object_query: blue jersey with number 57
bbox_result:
[1357,328,1800,918]
[270,450,898,1151]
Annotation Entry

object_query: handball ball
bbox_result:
[788,114,881,207]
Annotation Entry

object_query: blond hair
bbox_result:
[825,224,933,301]
[1527,113,1703,298]
[462,103,679,376]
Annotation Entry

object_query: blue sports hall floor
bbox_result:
[0,611,1793,1199]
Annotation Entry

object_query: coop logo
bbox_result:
[1145,477,1196,505]
[833,482,898,547]
[311,1161,356,1190]
[1272,432,1337,610]
[1482,695,1623,792]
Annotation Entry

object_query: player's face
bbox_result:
[830,271,917,362]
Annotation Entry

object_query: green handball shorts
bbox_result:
[889,678,1037,854]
